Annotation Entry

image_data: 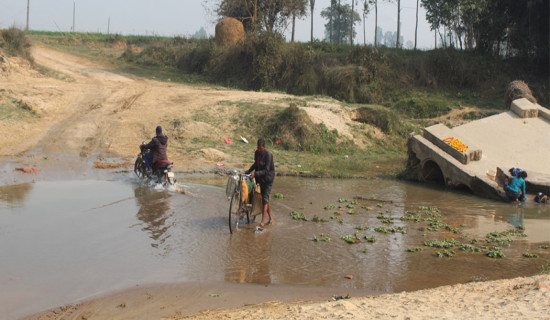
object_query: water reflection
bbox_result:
[0,183,34,209]
[224,232,273,284]
[134,186,175,249]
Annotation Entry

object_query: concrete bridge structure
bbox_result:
[407,98,550,201]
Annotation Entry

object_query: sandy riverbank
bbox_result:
[24,274,549,320]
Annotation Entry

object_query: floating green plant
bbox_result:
[401,212,421,222]
[274,193,284,199]
[522,252,539,258]
[424,239,461,249]
[341,235,356,244]
[377,203,384,208]
[486,246,505,258]
[348,209,356,215]
[313,233,331,242]
[355,225,368,231]
[374,226,406,234]
[364,235,377,243]
[346,203,355,209]
[539,244,550,249]
[312,215,329,222]
[324,204,336,210]
[407,246,423,252]
[290,211,307,221]
[338,198,349,203]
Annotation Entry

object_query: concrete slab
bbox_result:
[423,123,482,164]
[511,98,540,118]
[408,98,550,200]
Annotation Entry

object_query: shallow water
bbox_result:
[1,175,549,319]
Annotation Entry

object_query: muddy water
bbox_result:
[1,176,549,319]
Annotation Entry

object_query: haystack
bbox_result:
[505,80,537,109]
[215,17,245,47]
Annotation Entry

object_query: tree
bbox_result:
[373,0,378,47]
[215,0,306,34]
[192,27,208,39]
[321,2,361,45]
[362,1,372,46]
[414,0,419,49]
[287,0,308,42]
[309,0,315,42]
[396,0,401,48]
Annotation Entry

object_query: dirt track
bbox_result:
[2,46,303,168]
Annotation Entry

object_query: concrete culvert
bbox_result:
[421,160,444,184]
[505,80,537,109]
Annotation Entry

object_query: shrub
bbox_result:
[178,41,213,73]
[0,27,33,62]
[392,93,452,119]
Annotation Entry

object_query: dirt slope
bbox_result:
[1,45,369,172]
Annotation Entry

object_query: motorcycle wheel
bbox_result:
[134,158,146,180]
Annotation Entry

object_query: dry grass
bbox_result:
[215,17,245,47]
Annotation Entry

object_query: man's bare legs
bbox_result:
[259,203,274,228]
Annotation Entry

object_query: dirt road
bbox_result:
[1,46,368,175]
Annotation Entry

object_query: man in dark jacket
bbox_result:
[140,125,168,170]
[246,138,275,229]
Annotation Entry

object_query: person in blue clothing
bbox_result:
[505,171,528,202]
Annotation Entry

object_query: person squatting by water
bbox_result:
[505,170,528,202]
[140,125,168,172]
[246,138,275,230]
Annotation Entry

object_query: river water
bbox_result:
[1,174,549,319]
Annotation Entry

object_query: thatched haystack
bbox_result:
[505,80,537,109]
[215,17,245,47]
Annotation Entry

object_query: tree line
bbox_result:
[206,0,548,61]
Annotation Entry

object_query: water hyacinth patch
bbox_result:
[312,215,329,222]
[290,211,307,221]
[364,235,377,243]
[407,246,423,252]
[522,252,539,258]
[341,235,356,244]
[487,246,505,258]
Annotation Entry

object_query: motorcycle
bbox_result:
[134,146,176,186]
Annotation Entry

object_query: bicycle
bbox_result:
[226,171,258,234]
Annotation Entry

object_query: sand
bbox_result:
[25,274,550,319]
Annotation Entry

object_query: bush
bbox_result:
[392,93,452,119]
[0,27,33,62]
[178,41,213,73]
[262,104,343,153]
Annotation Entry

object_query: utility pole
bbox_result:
[72,2,75,32]
[26,0,30,31]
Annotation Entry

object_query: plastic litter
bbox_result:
[224,138,231,144]
[240,136,248,143]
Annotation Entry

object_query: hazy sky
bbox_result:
[1,0,435,49]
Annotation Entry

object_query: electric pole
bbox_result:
[72,2,75,32]
[26,0,30,31]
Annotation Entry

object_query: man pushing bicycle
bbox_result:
[245,138,275,230]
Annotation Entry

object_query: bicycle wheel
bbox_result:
[228,189,241,234]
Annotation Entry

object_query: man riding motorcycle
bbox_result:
[140,125,169,172]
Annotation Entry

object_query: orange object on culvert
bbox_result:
[15,167,40,174]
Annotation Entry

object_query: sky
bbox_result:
[1,0,436,49]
